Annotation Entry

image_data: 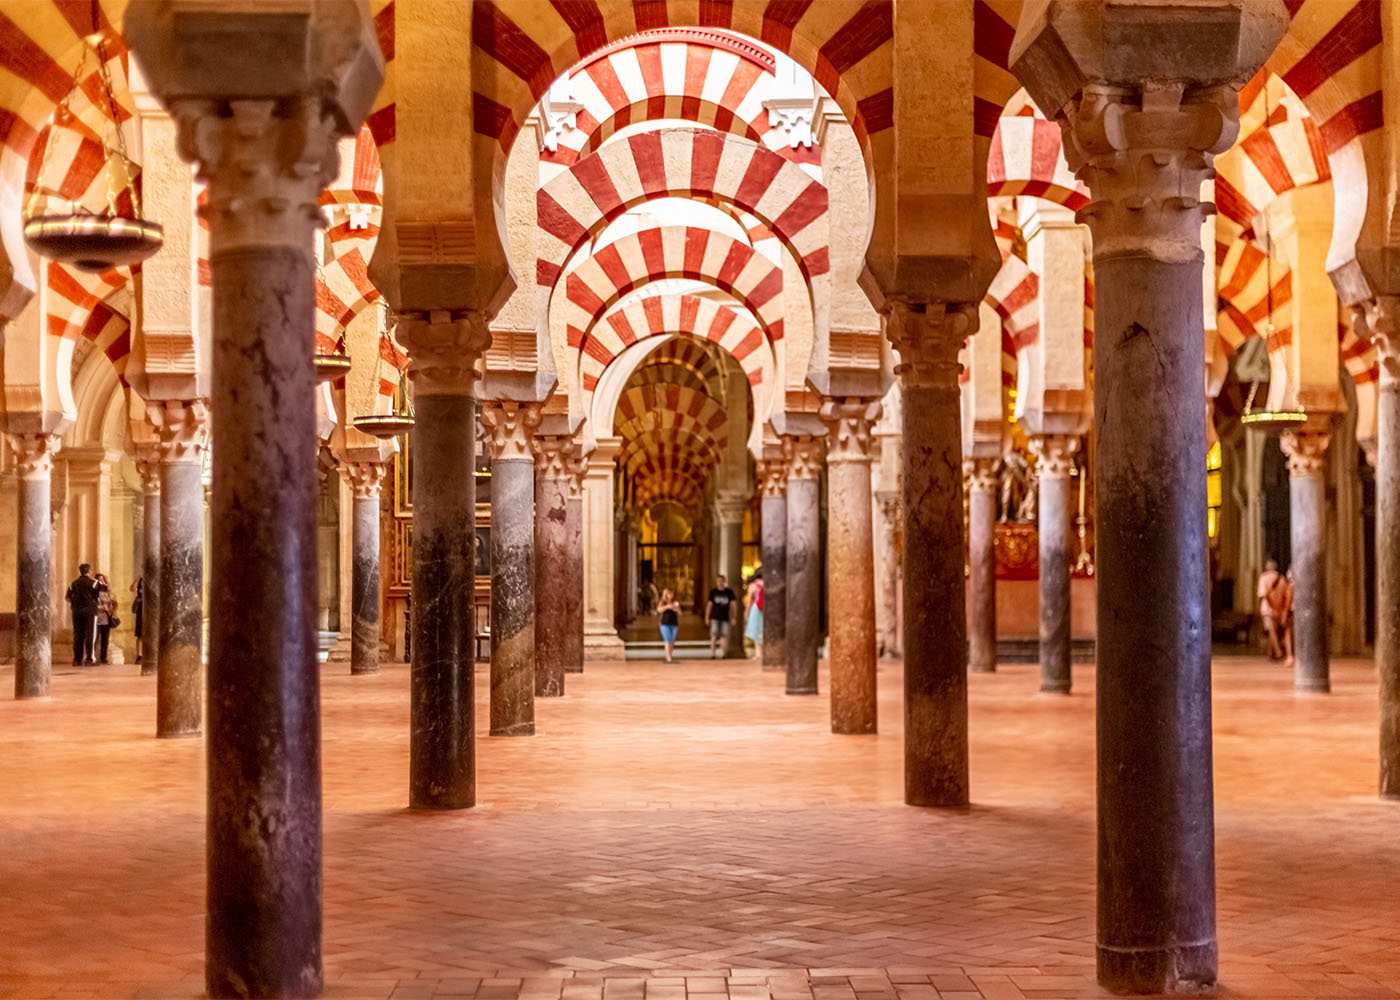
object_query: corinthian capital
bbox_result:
[883,301,973,389]
[782,435,825,481]
[1357,296,1400,381]
[756,459,787,498]
[533,434,574,481]
[820,398,882,464]
[1029,435,1080,479]
[7,433,58,480]
[1281,430,1330,479]
[345,461,386,499]
[962,456,999,494]
[397,311,492,397]
[481,401,543,462]
[148,399,209,464]
[132,443,162,494]
[566,451,588,500]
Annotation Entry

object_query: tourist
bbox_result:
[94,573,118,665]
[1279,569,1296,668]
[65,563,98,666]
[704,573,736,659]
[657,588,681,664]
[744,570,764,660]
[131,576,144,664]
[1258,559,1284,660]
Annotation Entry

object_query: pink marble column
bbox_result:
[566,449,587,674]
[533,435,573,696]
[964,458,998,674]
[821,398,880,734]
[1281,430,1331,693]
[782,435,824,696]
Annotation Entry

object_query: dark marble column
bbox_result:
[757,460,787,671]
[1371,302,1400,796]
[533,435,573,696]
[149,399,207,739]
[346,462,385,676]
[821,399,880,734]
[566,451,587,674]
[10,434,56,699]
[136,455,161,678]
[716,494,746,659]
[1031,436,1077,693]
[1282,430,1331,693]
[885,303,971,807]
[783,436,823,695]
[483,400,541,736]
[964,458,998,674]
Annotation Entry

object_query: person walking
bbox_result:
[743,570,764,660]
[94,573,118,665]
[657,588,681,664]
[703,573,736,660]
[131,576,144,665]
[65,563,98,666]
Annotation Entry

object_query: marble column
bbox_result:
[1030,435,1078,693]
[345,462,385,676]
[874,490,901,660]
[1368,300,1400,796]
[757,460,787,671]
[533,435,573,695]
[964,458,998,674]
[783,435,823,695]
[135,452,161,677]
[398,317,489,807]
[148,399,207,739]
[716,493,747,659]
[1282,430,1331,693]
[1013,18,1281,980]
[821,398,880,734]
[582,439,625,659]
[885,303,971,806]
[566,450,587,673]
[482,400,542,736]
[10,434,57,699]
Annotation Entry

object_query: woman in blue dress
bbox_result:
[743,570,763,659]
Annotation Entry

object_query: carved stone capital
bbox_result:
[481,401,543,462]
[782,434,825,481]
[1357,296,1400,381]
[398,311,492,396]
[148,399,209,464]
[820,398,882,464]
[346,461,386,499]
[1281,430,1330,479]
[875,489,901,523]
[566,451,589,500]
[1029,435,1080,480]
[533,434,574,481]
[962,456,999,494]
[133,443,162,494]
[8,433,58,480]
[715,492,748,525]
[756,459,787,498]
[883,301,974,389]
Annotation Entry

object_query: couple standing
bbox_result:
[65,563,119,666]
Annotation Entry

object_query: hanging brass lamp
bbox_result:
[314,333,353,383]
[23,14,162,272]
[353,337,415,438]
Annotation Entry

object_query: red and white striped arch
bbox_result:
[537,127,829,289]
[1216,241,1293,356]
[985,114,1088,210]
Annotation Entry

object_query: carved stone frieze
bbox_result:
[481,401,543,462]
[882,301,974,389]
[782,435,825,481]
[148,399,209,464]
[820,398,882,464]
[1281,430,1330,479]
[397,310,493,396]
[1029,435,1080,480]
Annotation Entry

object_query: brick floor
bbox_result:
[1,655,1398,998]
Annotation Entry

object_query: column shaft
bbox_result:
[13,443,53,699]
[718,513,744,658]
[1035,458,1074,693]
[566,486,585,674]
[350,488,381,675]
[760,490,787,671]
[535,463,571,696]
[785,445,821,695]
[206,247,322,998]
[1379,356,1400,793]
[966,469,997,674]
[141,482,161,677]
[875,493,901,660]
[489,456,535,735]
[1284,433,1330,693]
[157,451,205,738]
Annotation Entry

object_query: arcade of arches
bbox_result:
[2,1,1400,998]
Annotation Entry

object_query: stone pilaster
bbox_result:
[821,398,881,734]
[885,300,973,807]
[1281,430,1331,693]
[1365,297,1400,796]
[782,434,824,696]
[1029,435,1079,694]
[715,492,747,659]
[482,400,542,736]
[398,312,491,807]
[135,449,161,678]
[533,435,574,695]
[1012,7,1285,986]
[345,461,386,676]
[963,457,998,674]
[148,398,207,739]
[756,460,787,672]
[9,434,57,699]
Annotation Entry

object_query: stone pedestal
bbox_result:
[783,436,823,695]
[757,461,787,671]
[10,435,56,699]
[716,494,747,659]
[886,303,971,806]
[964,460,998,673]
[483,401,541,735]
[822,398,880,734]
[346,462,385,676]
[1030,435,1078,693]
[1282,431,1331,693]
[149,400,207,739]
[136,455,161,677]
[1369,300,1400,796]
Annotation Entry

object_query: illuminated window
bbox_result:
[1207,441,1222,539]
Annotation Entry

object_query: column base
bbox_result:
[1040,682,1071,695]
[1096,941,1216,996]
[1294,678,1331,694]
[489,722,536,737]
[786,685,818,696]
[350,664,380,676]
[583,631,626,660]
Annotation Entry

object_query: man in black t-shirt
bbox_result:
[65,563,98,666]
[704,574,737,660]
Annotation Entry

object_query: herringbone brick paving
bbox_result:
[0,655,1397,998]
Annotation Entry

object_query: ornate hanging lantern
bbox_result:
[314,334,353,383]
[353,335,415,438]
[23,12,162,272]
